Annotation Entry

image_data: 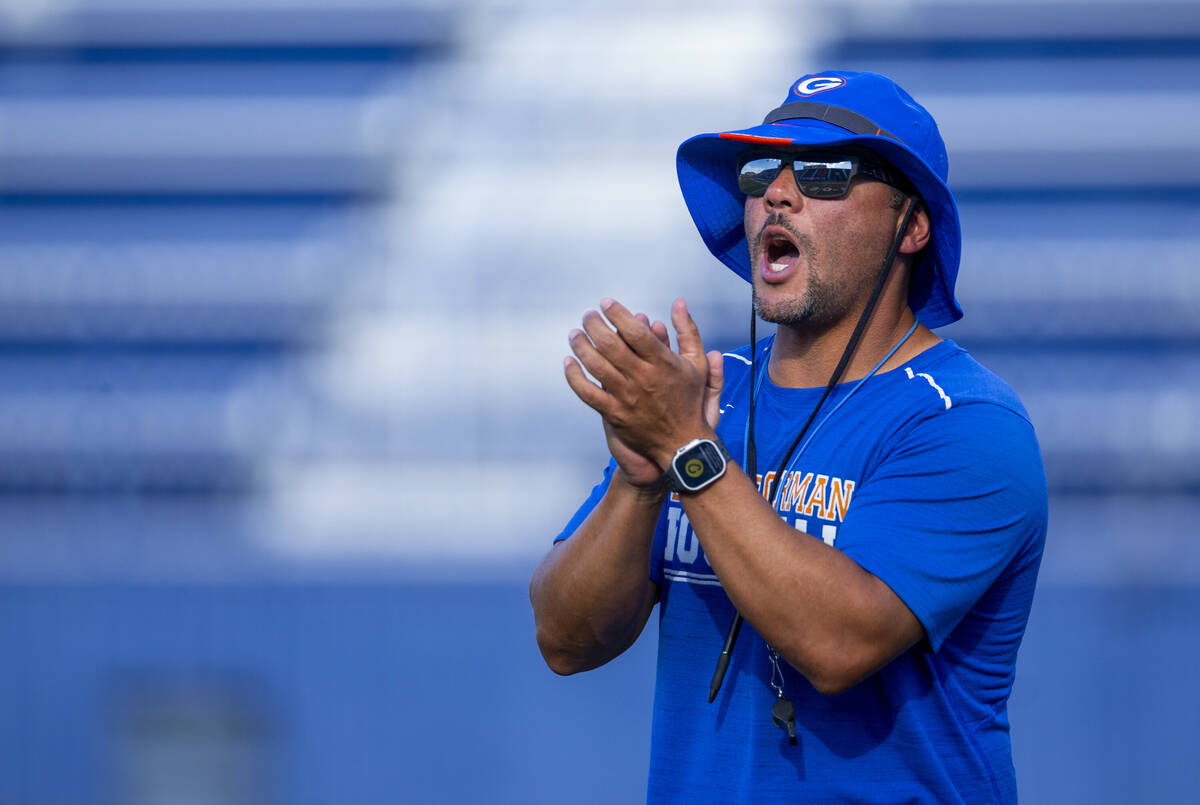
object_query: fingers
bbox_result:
[567,298,712,460]
[568,327,625,389]
[706,350,725,389]
[637,312,671,349]
[600,298,672,362]
[670,298,707,369]
[577,298,674,384]
[703,349,725,428]
[563,355,615,415]
[580,309,642,378]
[650,320,670,348]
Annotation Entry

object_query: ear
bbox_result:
[898,201,931,256]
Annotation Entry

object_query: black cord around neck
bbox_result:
[763,197,918,505]
[707,198,918,704]
[747,306,758,478]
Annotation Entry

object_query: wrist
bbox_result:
[662,434,731,495]
[612,466,669,503]
[653,425,720,470]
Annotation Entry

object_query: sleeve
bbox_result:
[553,458,617,544]
[836,402,1048,652]
[553,457,670,586]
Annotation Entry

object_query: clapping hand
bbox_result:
[564,298,725,489]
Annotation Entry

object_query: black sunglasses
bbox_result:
[737,150,907,199]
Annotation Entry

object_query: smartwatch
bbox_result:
[664,437,731,494]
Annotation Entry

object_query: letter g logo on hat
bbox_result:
[793,76,846,96]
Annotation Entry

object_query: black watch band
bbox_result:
[663,437,731,494]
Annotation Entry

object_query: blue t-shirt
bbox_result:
[556,339,1047,804]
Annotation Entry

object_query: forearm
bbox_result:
[554,296,918,689]
[530,473,663,675]
[679,459,922,694]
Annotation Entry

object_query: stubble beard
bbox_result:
[753,271,838,329]
[749,214,841,331]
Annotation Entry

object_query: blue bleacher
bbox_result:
[0,2,450,493]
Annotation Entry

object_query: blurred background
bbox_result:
[0,0,1197,802]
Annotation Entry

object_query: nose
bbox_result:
[762,162,803,210]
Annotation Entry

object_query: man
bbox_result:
[530,71,1047,804]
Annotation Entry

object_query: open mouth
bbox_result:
[763,229,801,275]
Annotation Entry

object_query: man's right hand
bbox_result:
[595,310,726,491]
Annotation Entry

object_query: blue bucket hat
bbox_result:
[677,70,963,328]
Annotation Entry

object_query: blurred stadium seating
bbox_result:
[0,0,1197,802]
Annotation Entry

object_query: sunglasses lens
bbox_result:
[737,157,783,196]
[793,157,855,198]
[737,154,860,198]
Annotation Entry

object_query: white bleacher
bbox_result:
[0,0,1195,579]
[258,0,809,561]
[267,0,1200,565]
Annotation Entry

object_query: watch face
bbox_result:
[673,440,726,492]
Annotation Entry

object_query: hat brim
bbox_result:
[677,118,963,328]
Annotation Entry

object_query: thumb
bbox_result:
[703,350,725,428]
[671,298,706,370]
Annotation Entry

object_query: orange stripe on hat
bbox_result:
[718,133,796,145]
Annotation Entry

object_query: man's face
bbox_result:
[742,149,904,332]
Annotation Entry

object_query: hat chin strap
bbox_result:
[802,195,919,401]
[707,196,919,704]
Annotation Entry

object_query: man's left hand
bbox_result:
[564,297,722,469]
